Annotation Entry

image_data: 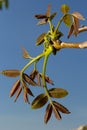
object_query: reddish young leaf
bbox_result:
[53,105,62,120]
[22,48,31,59]
[37,19,48,25]
[26,87,34,97]
[30,71,41,86]
[10,79,20,97]
[36,33,46,46]
[30,70,38,80]
[72,12,85,20]
[23,87,30,104]
[14,85,22,102]
[35,14,47,19]
[2,70,20,77]
[67,24,74,38]
[40,74,54,85]
[35,4,50,19]
[23,73,37,86]
[36,72,41,86]
[53,101,70,114]
[73,17,80,36]
[45,75,54,85]
[35,5,50,25]
[23,80,34,97]
[46,4,50,17]
[49,12,57,21]
[44,103,53,124]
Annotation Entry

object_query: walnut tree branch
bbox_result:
[53,41,87,50]
[78,26,87,33]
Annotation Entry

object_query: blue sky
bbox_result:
[0,0,87,130]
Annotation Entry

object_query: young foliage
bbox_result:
[22,48,32,59]
[0,0,9,9]
[44,103,53,124]
[48,88,68,98]
[31,94,48,109]
[1,70,20,77]
[10,79,20,97]
[0,4,87,124]
[61,4,70,14]
[36,33,46,46]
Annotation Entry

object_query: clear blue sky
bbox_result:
[0,0,87,130]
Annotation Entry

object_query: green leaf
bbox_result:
[36,33,46,45]
[5,0,9,8]
[63,14,72,27]
[61,4,70,14]
[0,0,9,9]
[31,93,48,109]
[49,88,68,98]
[0,1,2,9]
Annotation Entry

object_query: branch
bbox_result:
[78,26,87,33]
[53,40,87,50]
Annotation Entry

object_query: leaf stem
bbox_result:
[54,15,65,34]
[48,20,54,34]
[42,46,53,104]
[34,60,38,71]
[20,52,45,81]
